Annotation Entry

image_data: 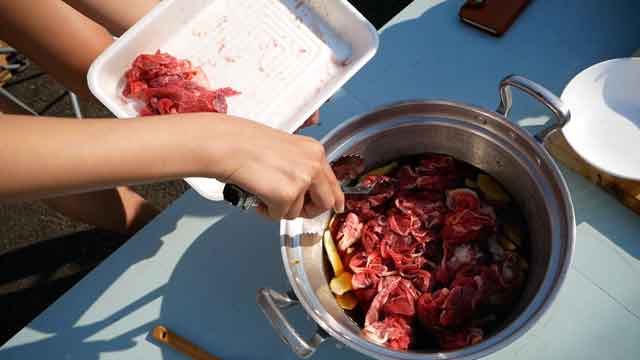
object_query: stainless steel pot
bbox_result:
[257,75,575,359]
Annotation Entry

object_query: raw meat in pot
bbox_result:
[439,328,483,350]
[416,154,456,176]
[409,269,433,293]
[362,216,387,253]
[383,278,421,317]
[416,175,456,191]
[336,213,363,251]
[323,155,528,352]
[440,284,476,327]
[331,155,365,182]
[441,206,496,245]
[388,208,421,237]
[416,288,450,330]
[397,165,419,190]
[363,315,413,351]
[365,276,402,327]
[446,188,481,211]
[395,191,446,229]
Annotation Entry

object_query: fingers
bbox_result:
[255,203,270,219]
[301,197,323,219]
[228,127,341,221]
[259,190,315,221]
[261,154,341,221]
[305,172,336,219]
[258,187,295,221]
[284,192,305,220]
[257,199,298,221]
[323,160,344,213]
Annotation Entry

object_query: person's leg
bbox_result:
[0,105,153,235]
[43,187,159,235]
[0,0,159,234]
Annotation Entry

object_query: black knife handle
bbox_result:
[222,184,260,210]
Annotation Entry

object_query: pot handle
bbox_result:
[496,75,571,143]
[257,288,329,358]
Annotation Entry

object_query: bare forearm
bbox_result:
[0,114,233,201]
[62,0,159,36]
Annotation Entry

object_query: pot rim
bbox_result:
[280,99,575,359]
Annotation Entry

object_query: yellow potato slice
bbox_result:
[323,230,344,276]
[330,272,353,295]
[366,161,398,176]
[477,174,511,203]
[465,178,478,189]
[328,214,337,230]
[504,223,523,247]
[498,235,518,251]
[336,292,358,310]
[358,162,398,183]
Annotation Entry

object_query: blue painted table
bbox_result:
[2,1,640,359]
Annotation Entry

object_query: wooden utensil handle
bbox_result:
[152,325,221,360]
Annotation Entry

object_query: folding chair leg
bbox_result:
[0,46,83,118]
[0,86,38,115]
[69,92,83,119]
[0,47,16,54]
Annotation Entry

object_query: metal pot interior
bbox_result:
[281,101,573,359]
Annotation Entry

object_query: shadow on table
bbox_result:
[0,190,224,359]
[566,171,640,260]
[155,212,292,360]
[155,208,368,360]
[0,230,130,345]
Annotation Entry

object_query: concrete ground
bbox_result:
[0,0,412,345]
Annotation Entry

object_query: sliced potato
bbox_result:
[366,161,398,176]
[336,292,358,310]
[324,230,344,276]
[328,214,337,230]
[358,162,398,183]
[498,235,517,251]
[330,272,353,295]
[504,223,523,247]
[465,178,478,189]
[477,174,511,203]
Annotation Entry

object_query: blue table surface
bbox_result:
[3,1,640,359]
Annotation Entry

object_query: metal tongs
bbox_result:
[223,154,371,210]
[223,183,375,210]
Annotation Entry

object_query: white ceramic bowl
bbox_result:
[561,57,640,180]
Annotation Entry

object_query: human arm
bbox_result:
[0,113,343,219]
[0,0,332,226]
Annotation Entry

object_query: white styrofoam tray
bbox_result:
[88,0,378,201]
